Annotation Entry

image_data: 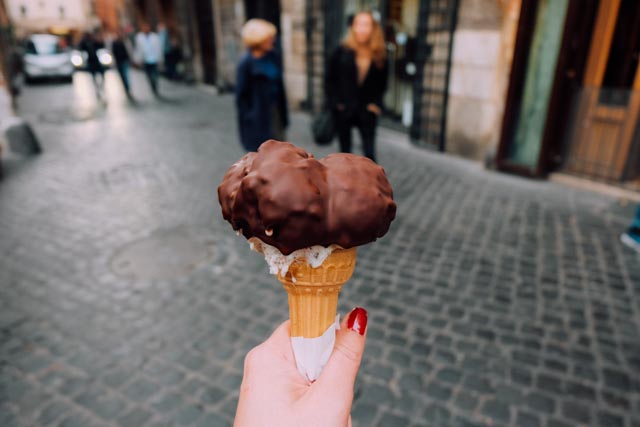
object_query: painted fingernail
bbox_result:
[347,307,368,336]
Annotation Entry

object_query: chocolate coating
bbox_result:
[218,140,396,255]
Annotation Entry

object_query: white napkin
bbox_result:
[290,315,340,382]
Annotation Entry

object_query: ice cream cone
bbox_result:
[278,247,357,338]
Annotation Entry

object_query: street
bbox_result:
[1,69,639,427]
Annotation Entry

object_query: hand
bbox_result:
[366,103,381,116]
[336,103,345,111]
[234,308,368,427]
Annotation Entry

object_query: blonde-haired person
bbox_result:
[236,19,289,152]
[326,12,388,162]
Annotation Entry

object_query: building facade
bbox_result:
[89,0,640,186]
[93,0,132,32]
[303,0,518,159]
[5,0,94,36]
[496,0,640,185]
[303,0,638,185]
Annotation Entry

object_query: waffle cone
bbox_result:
[278,247,357,338]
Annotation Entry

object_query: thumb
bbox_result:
[314,307,368,400]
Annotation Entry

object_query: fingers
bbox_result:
[264,319,291,349]
[242,319,295,382]
[313,307,368,401]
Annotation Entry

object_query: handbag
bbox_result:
[311,108,336,146]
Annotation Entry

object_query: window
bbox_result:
[599,0,640,105]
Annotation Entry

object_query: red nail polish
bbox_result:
[347,307,368,336]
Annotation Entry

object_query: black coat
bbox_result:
[79,37,105,73]
[235,51,289,152]
[325,46,388,118]
[112,39,130,64]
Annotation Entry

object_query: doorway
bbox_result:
[243,0,281,30]
[561,0,640,181]
[382,0,419,130]
[410,0,459,150]
[497,0,640,182]
[193,0,216,85]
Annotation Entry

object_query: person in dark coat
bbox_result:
[164,32,183,81]
[326,11,388,162]
[112,29,134,100]
[78,30,106,100]
[235,19,289,152]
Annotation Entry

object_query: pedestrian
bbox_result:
[78,30,106,100]
[111,29,134,100]
[164,32,183,81]
[325,11,388,162]
[235,19,288,152]
[234,308,368,425]
[157,22,171,72]
[621,204,640,254]
[135,23,162,97]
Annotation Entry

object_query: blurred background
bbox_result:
[0,0,639,183]
[0,1,639,427]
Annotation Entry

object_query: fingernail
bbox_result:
[347,307,368,336]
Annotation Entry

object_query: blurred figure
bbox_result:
[135,23,162,97]
[79,30,106,100]
[164,32,183,81]
[157,22,171,67]
[7,41,24,106]
[112,29,134,100]
[326,11,388,162]
[235,19,288,152]
[621,204,640,254]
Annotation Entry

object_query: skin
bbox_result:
[234,311,367,427]
[352,12,374,46]
[251,35,275,58]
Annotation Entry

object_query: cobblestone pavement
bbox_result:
[1,70,639,427]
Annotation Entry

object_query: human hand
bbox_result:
[234,307,368,427]
[366,103,381,116]
[336,103,345,111]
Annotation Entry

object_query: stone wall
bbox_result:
[306,0,325,112]
[280,0,307,109]
[445,0,520,161]
[213,0,244,89]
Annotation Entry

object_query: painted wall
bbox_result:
[507,0,569,167]
[93,0,126,32]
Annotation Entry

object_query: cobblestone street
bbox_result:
[1,70,639,427]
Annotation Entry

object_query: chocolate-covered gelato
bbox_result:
[218,140,396,255]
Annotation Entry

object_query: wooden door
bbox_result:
[565,0,640,181]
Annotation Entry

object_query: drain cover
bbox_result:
[110,226,220,280]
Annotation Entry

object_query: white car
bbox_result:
[23,34,74,83]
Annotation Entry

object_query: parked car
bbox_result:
[70,48,113,70]
[23,34,74,83]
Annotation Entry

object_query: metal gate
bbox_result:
[410,0,459,151]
